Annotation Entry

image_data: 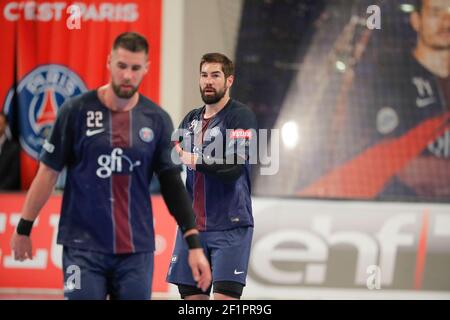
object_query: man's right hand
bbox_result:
[10,231,33,261]
[9,163,59,262]
[188,248,212,292]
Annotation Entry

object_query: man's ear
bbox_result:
[144,60,150,74]
[410,11,421,33]
[107,53,111,71]
[226,75,234,88]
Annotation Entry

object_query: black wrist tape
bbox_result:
[185,233,202,249]
[16,218,34,236]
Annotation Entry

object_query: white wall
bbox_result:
[160,0,185,126]
[161,0,243,126]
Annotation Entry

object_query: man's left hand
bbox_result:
[175,144,198,170]
[188,248,212,292]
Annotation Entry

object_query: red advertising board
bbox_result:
[0,194,177,293]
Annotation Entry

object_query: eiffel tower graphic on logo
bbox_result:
[35,89,58,131]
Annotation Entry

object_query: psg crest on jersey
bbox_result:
[4,64,87,159]
[139,127,154,143]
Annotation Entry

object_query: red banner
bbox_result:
[0,194,177,294]
[0,0,162,189]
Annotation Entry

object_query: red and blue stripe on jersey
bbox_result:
[192,116,212,231]
[110,110,134,253]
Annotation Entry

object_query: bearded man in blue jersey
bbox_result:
[167,53,258,300]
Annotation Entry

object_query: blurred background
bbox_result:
[0,0,449,299]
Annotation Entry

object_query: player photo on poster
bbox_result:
[235,0,450,202]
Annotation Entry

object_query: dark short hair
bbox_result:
[200,53,234,79]
[113,32,148,55]
[415,0,423,12]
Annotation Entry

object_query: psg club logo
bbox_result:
[139,127,154,143]
[4,64,87,159]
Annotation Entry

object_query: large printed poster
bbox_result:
[235,0,450,202]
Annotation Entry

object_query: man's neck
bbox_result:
[204,96,230,119]
[97,84,139,112]
[414,43,450,78]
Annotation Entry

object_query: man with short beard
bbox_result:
[167,53,258,300]
[10,32,211,299]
